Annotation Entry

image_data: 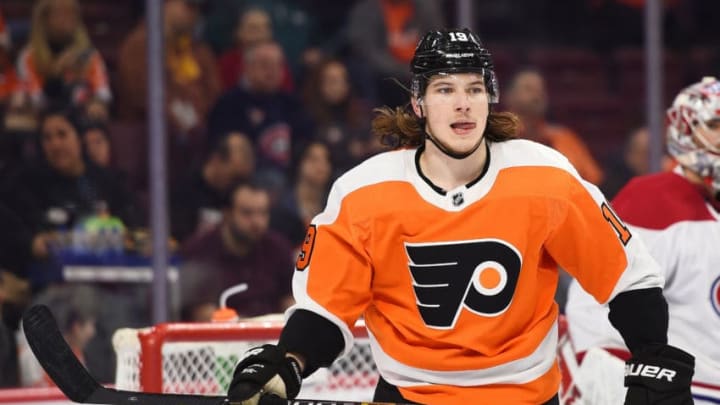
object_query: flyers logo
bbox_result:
[295,225,317,271]
[405,239,522,329]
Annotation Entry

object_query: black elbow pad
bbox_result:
[278,309,345,377]
[608,287,668,353]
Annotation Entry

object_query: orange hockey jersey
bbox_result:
[289,139,663,404]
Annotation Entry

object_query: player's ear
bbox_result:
[411,97,423,118]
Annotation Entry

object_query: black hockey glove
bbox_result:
[227,344,303,405]
[624,344,694,405]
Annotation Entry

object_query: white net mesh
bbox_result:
[114,316,579,402]
[113,321,378,401]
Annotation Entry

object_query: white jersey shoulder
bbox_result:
[333,149,413,193]
[491,139,581,178]
[312,149,412,226]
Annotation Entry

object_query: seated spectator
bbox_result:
[179,180,295,322]
[602,125,674,199]
[81,121,112,169]
[79,121,134,201]
[303,58,380,175]
[0,106,139,289]
[118,0,220,135]
[15,0,112,122]
[217,7,293,92]
[117,0,221,182]
[347,0,444,106]
[171,131,255,243]
[208,41,314,196]
[271,140,333,247]
[17,284,96,387]
[505,68,605,185]
[602,126,648,199]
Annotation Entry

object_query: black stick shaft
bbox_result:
[22,305,396,405]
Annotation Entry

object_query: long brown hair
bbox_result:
[302,58,366,129]
[371,103,520,148]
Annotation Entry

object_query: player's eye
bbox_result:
[437,87,453,94]
[706,119,720,130]
[469,87,486,94]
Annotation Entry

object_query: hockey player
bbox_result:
[227,28,694,405]
[566,77,720,404]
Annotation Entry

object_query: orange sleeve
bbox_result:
[291,186,373,333]
[544,175,630,303]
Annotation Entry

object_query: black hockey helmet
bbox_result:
[410,28,499,103]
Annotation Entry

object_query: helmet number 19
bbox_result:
[448,31,469,42]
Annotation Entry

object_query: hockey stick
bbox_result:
[22,305,395,405]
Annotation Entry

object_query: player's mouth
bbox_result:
[450,121,476,135]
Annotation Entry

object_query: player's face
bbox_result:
[416,73,489,156]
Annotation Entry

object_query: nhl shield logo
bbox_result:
[452,192,464,206]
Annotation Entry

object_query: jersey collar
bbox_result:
[414,142,491,197]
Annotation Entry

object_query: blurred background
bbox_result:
[0,0,718,393]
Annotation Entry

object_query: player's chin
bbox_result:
[450,135,483,149]
[445,141,481,156]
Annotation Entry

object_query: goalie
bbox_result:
[227,28,694,405]
[566,77,720,404]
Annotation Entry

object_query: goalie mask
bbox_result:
[410,28,499,104]
[666,76,720,198]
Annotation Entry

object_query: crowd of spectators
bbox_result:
[0,0,718,388]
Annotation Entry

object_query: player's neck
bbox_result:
[419,140,487,191]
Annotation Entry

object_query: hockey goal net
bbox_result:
[112,317,377,401]
[113,315,579,403]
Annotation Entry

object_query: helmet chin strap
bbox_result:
[417,102,483,160]
[425,130,482,159]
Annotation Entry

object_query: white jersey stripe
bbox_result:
[370,322,558,387]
